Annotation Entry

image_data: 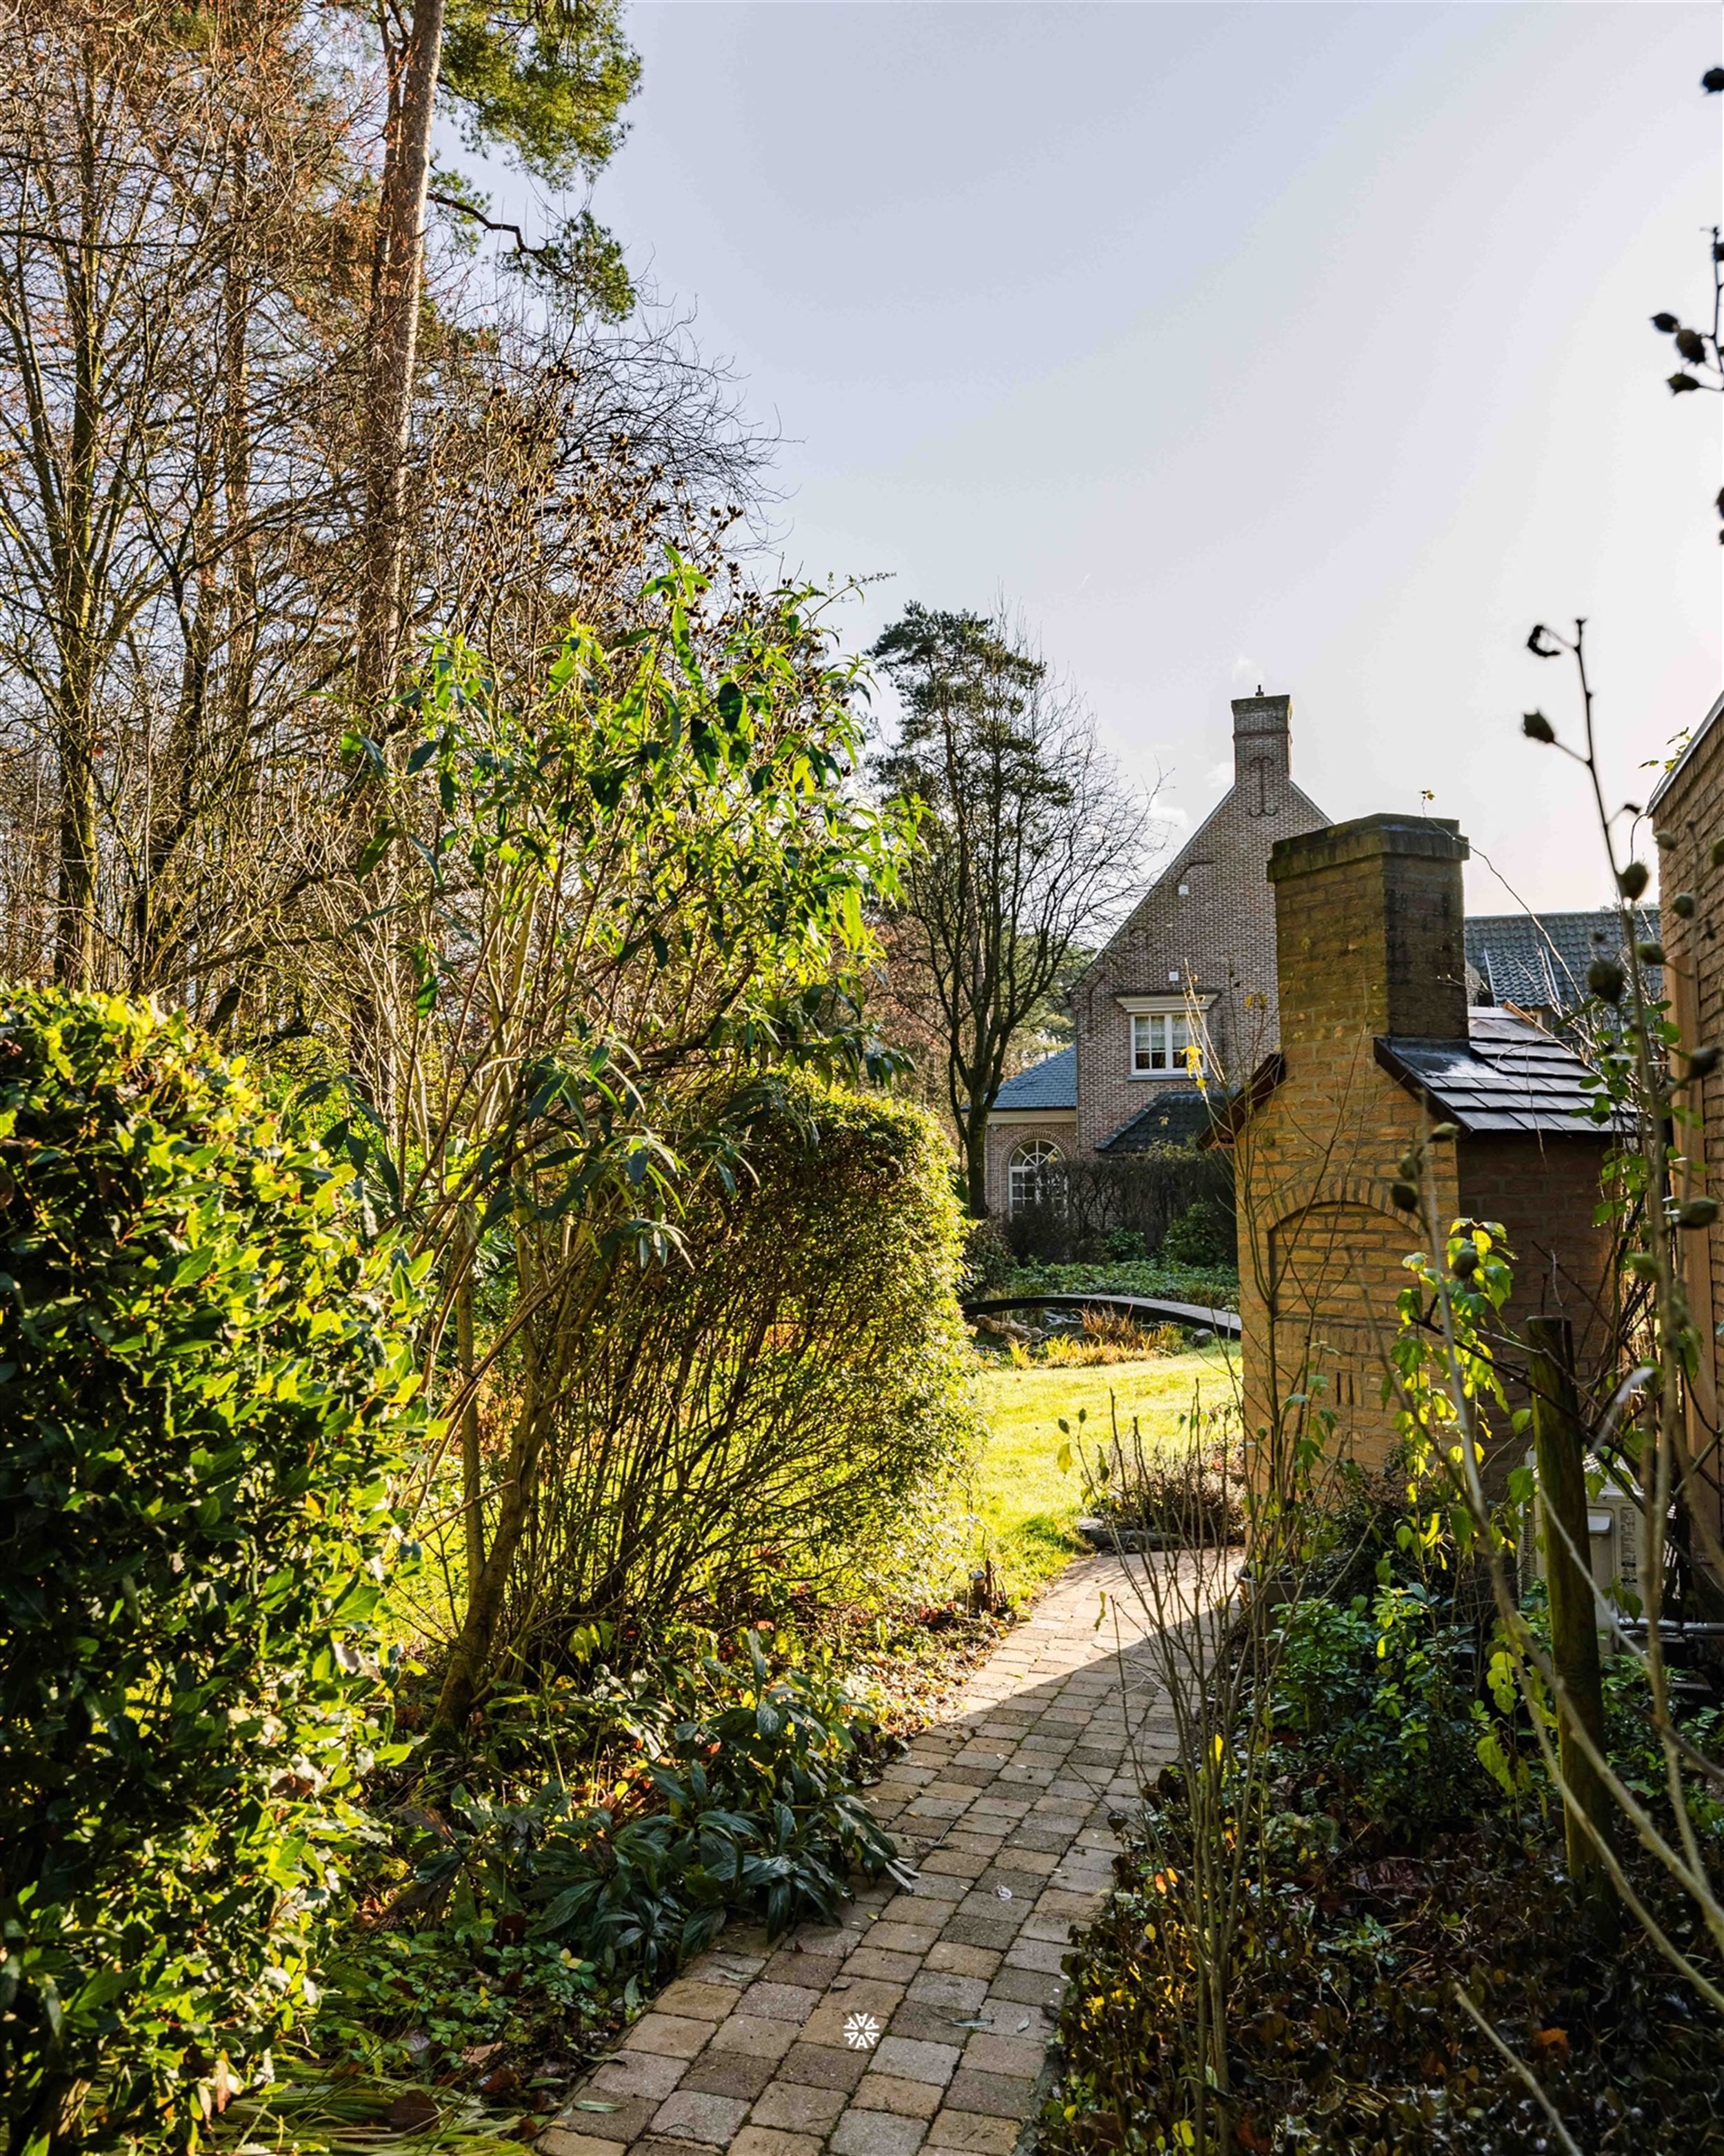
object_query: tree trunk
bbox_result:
[53,705,97,989]
[53,50,104,990]
[456,1260,485,1590]
[432,1372,551,1737]
[354,0,445,713]
[962,1104,991,1218]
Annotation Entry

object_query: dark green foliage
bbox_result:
[1006,1149,1233,1267]
[0,990,421,2152]
[992,1255,1240,1313]
[1159,1196,1234,1269]
[1050,1555,1724,2154]
[1054,1795,1724,2155]
[322,1632,906,2073]
[526,1635,905,1964]
[1271,1587,1487,1831]
[960,1216,1017,1297]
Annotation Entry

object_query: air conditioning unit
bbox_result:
[1523,1453,1641,1636]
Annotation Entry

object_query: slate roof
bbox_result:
[1465,909,1660,1014]
[990,1044,1077,1111]
[1374,1007,1623,1136]
[1096,1086,1218,1152]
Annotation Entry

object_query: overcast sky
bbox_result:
[510,2,1723,912]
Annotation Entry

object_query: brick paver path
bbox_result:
[541,1555,1180,2156]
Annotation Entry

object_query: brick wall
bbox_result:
[1650,707,1724,1548]
[1072,695,1328,1152]
[1236,1024,1451,1473]
[1458,1133,1614,1463]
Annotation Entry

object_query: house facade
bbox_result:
[983,690,1328,1213]
[981,683,1666,1218]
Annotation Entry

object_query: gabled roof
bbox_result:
[1374,1008,1624,1136]
[1465,908,1660,1013]
[1096,1086,1217,1152]
[990,1045,1077,1111]
[1068,775,1330,998]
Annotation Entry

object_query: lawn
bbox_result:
[965,1344,1238,1604]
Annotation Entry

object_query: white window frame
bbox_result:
[1008,1139,1063,1217]
[1119,994,1211,1081]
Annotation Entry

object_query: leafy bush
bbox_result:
[0,991,421,2153]
[1270,1586,1487,1828]
[1053,1785,1724,2156]
[960,1215,1016,1296]
[1159,1195,1234,1268]
[503,1070,977,1653]
[323,1631,906,2073]
[1050,1558,1724,2155]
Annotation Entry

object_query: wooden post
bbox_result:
[1526,1316,1612,1903]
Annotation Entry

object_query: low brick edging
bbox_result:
[539,1559,1176,2156]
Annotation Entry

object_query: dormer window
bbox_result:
[1118,991,1212,1080]
[1131,1009,1199,1076]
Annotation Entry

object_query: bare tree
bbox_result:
[345,0,639,712]
[0,0,364,990]
[871,602,1152,1211]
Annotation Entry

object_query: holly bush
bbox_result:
[0,991,424,2153]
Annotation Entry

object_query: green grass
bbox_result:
[965,1345,1236,1604]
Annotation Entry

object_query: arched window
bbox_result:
[1009,1139,1063,1217]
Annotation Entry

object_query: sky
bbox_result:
[488,1,1722,914]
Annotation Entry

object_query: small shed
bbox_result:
[1225,814,1618,1478]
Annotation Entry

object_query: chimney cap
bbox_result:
[1232,689,1290,732]
[1267,812,1467,884]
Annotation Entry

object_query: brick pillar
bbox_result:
[1238,814,1471,1475]
[1268,814,1470,1043]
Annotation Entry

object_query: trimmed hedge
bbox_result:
[0,991,422,2153]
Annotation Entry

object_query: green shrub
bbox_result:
[504,1069,978,1651]
[1270,1585,1488,1828]
[1159,1195,1234,1268]
[0,991,422,2153]
[1053,1786,1724,2156]
[995,1255,1240,1311]
[321,1629,908,2073]
[959,1215,1016,1296]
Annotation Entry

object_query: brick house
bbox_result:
[983,692,1329,1213]
[1229,813,1617,1474]
[1648,687,1724,1549]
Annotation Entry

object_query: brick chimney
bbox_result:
[1267,813,1470,1043]
[1233,691,1291,816]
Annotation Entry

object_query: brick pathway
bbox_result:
[541,1555,1178,2156]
